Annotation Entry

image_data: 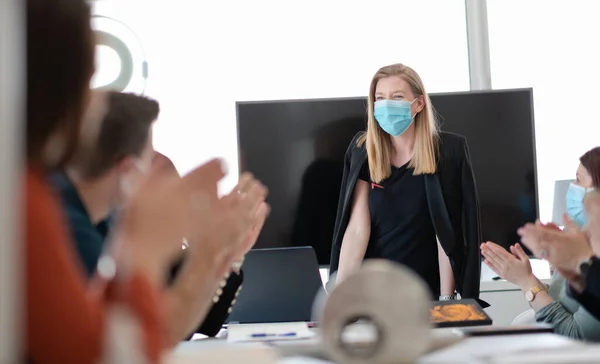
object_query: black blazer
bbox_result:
[330,131,486,306]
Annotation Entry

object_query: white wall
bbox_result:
[0,0,23,361]
[487,0,600,221]
[92,0,598,221]
[91,0,470,192]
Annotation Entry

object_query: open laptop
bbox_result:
[226,246,324,325]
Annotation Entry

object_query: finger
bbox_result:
[518,223,537,237]
[517,234,540,257]
[480,246,490,258]
[181,158,227,196]
[234,172,254,195]
[235,179,268,225]
[481,247,503,267]
[487,243,512,260]
[247,203,270,242]
[238,203,271,253]
[529,241,550,260]
[513,243,529,260]
[484,259,501,276]
[562,213,580,232]
[253,202,270,228]
[544,222,561,231]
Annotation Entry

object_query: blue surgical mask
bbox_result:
[373,99,418,136]
[566,183,594,228]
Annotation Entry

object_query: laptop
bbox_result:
[226,246,324,325]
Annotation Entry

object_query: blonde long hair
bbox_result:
[358,63,439,183]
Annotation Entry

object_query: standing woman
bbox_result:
[330,64,483,303]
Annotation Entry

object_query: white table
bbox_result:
[172,330,588,363]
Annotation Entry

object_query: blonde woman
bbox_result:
[330,64,484,304]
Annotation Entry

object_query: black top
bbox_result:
[359,162,440,297]
[568,257,600,321]
[50,172,242,337]
[330,131,487,307]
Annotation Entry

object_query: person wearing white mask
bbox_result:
[481,146,600,341]
[50,91,261,344]
[566,148,600,228]
[330,63,484,305]
[51,91,157,276]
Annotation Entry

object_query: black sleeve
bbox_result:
[569,257,600,320]
[168,254,244,338]
[358,161,370,182]
[330,138,357,275]
[459,137,483,302]
[193,270,243,337]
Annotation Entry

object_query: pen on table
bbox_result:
[250,332,297,338]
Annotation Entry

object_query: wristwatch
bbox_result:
[439,292,457,301]
[525,284,546,302]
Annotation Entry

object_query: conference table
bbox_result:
[170,327,600,363]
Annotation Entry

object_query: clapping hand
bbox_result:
[185,171,269,278]
[481,242,537,290]
[114,158,227,283]
[518,216,593,293]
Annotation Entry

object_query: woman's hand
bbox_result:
[518,219,592,278]
[226,174,270,263]
[195,172,270,276]
[481,242,537,290]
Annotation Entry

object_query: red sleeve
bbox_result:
[25,169,166,363]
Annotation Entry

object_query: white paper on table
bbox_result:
[482,345,600,363]
[227,322,314,343]
[167,345,280,364]
[419,333,582,363]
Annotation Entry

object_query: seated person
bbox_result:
[482,148,600,341]
[51,91,256,343]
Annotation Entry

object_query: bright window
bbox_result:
[487,0,600,221]
[91,0,470,191]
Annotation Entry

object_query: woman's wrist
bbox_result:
[517,274,541,292]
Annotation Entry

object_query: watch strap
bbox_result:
[526,283,546,302]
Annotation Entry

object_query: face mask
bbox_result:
[566,183,594,228]
[373,98,418,136]
[119,159,151,198]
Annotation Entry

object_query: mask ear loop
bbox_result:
[133,158,150,174]
[410,96,422,119]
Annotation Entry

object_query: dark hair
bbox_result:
[580,147,600,189]
[27,0,95,168]
[80,92,160,179]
